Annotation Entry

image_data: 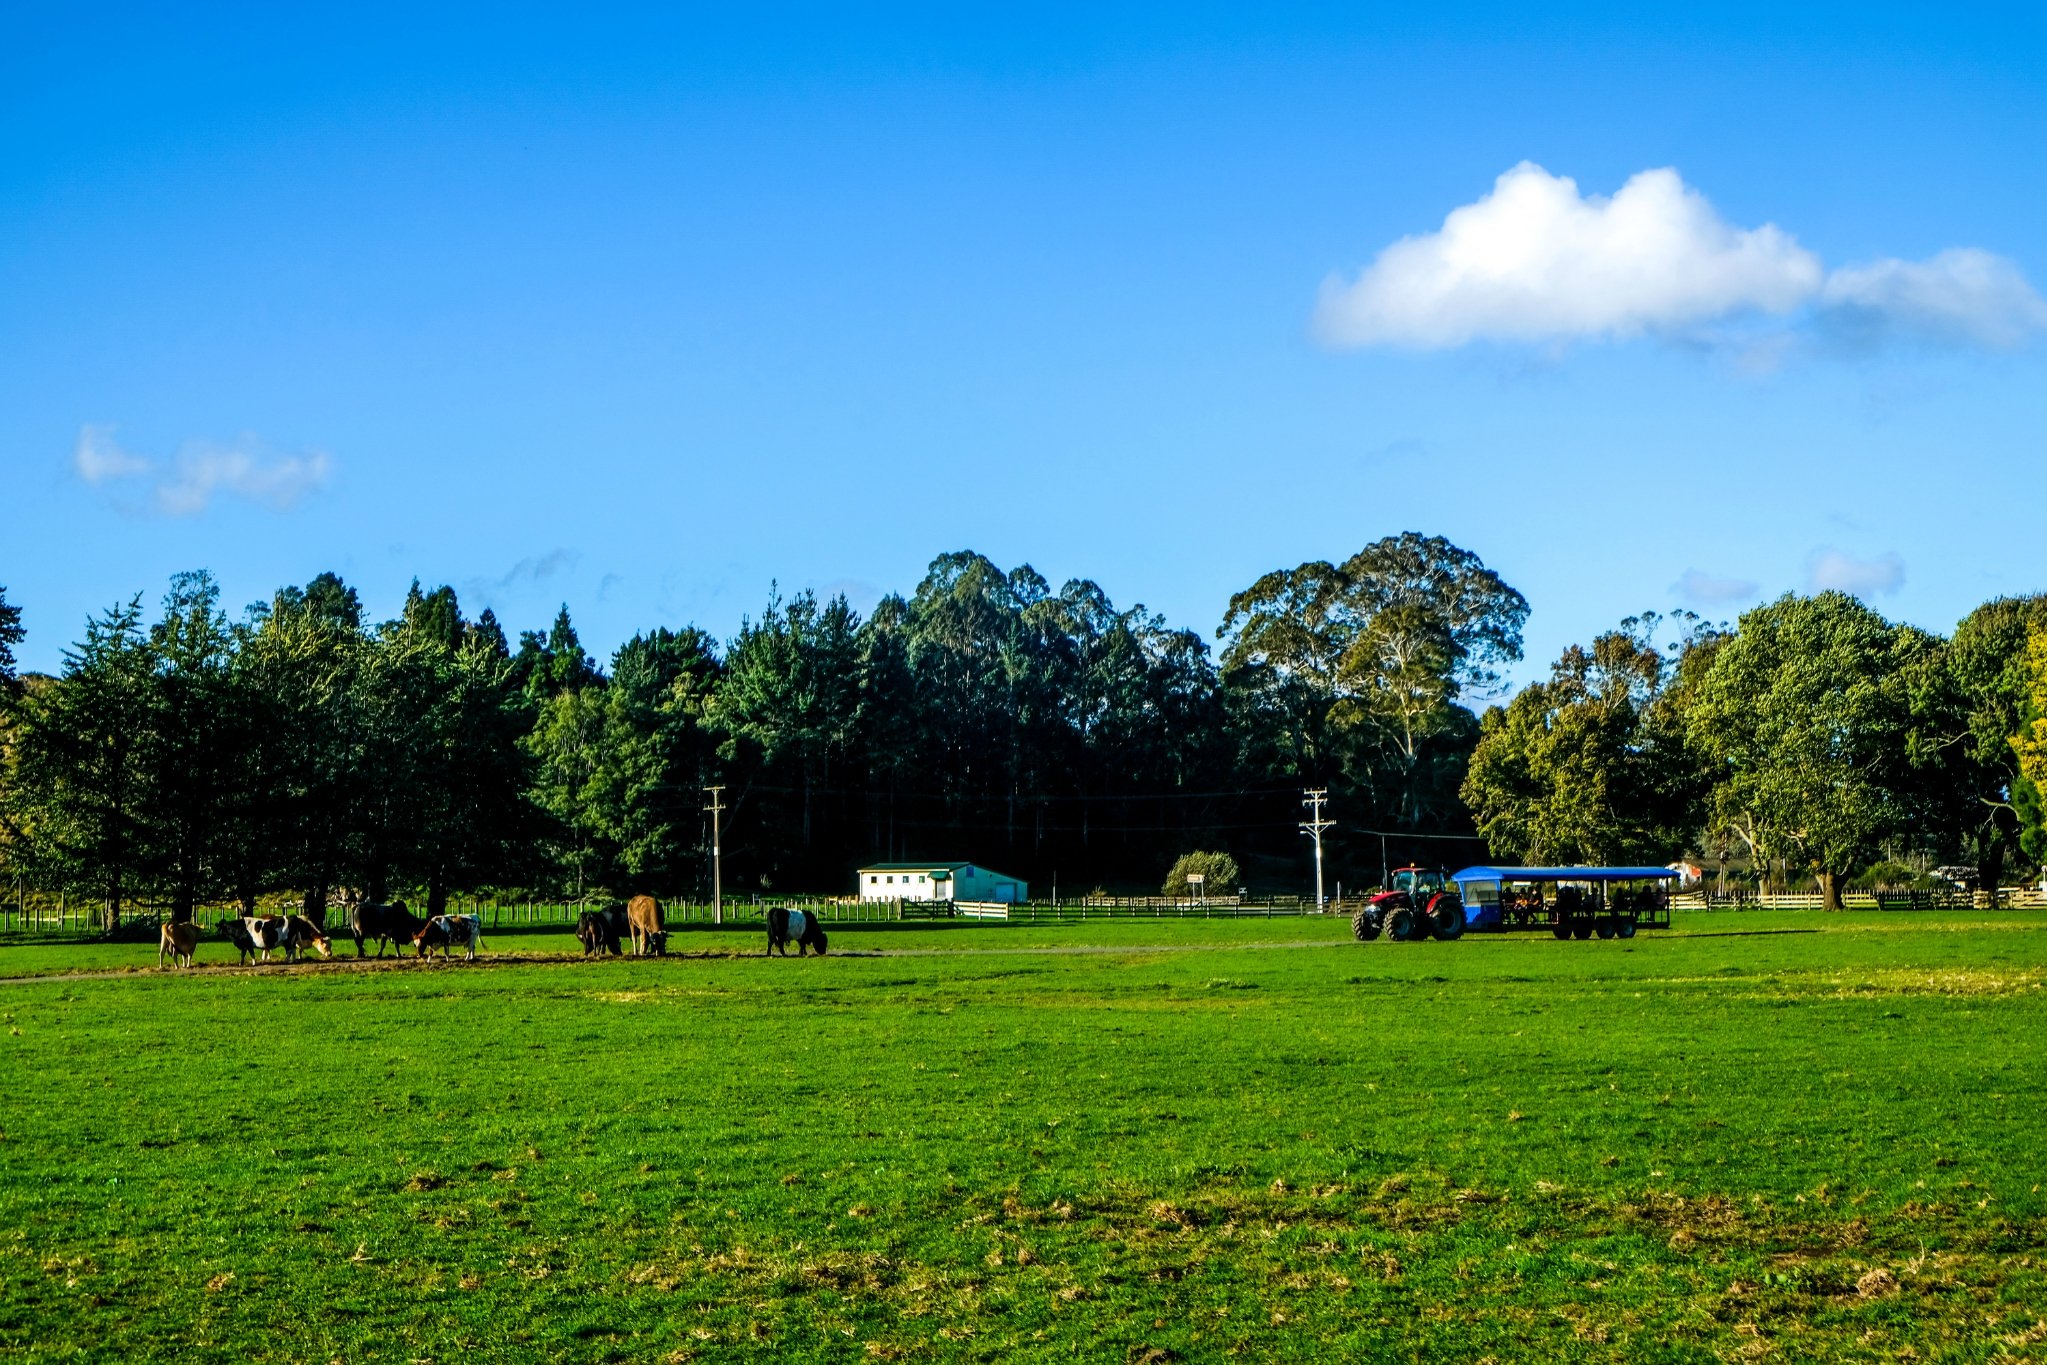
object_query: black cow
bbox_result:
[349,900,424,958]
[765,907,829,957]
[576,908,623,956]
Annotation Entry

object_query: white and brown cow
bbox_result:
[413,913,484,961]
[284,915,333,962]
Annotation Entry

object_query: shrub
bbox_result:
[1163,850,1240,898]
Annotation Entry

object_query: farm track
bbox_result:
[0,922,1899,985]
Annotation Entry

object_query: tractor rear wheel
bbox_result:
[1429,895,1465,940]
[1595,915,1618,939]
[1351,908,1381,942]
[1616,914,1638,939]
[1570,916,1594,940]
[1384,905,1418,942]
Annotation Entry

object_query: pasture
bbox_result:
[1,911,2043,1362]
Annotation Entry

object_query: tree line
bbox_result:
[0,536,2042,928]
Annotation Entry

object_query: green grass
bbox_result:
[1,912,2043,1362]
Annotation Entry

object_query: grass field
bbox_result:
[2,911,2043,1362]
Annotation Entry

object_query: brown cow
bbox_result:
[626,895,666,956]
[159,921,200,968]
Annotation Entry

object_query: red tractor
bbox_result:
[1353,866,1466,942]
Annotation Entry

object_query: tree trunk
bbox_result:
[302,883,328,931]
[427,870,449,918]
[1816,869,1843,911]
[1976,833,2005,908]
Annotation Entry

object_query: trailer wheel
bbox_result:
[1616,914,1638,939]
[1570,916,1594,940]
[1550,919,1572,940]
[1351,908,1381,942]
[1428,895,1465,941]
[1384,905,1419,942]
[1595,915,1618,939]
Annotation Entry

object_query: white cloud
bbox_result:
[154,442,331,516]
[1314,163,1822,348]
[73,425,153,484]
[1314,164,2047,356]
[71,426,332,516]
[1808,548,1905,597]
[1674,568,1760,605]
[1819,248,2047,350]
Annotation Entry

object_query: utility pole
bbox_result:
[703,785,726,926]
[1300,788,1334,910]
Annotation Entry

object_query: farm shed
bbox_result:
[856,861,1028,904]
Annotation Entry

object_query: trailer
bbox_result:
[1447,865,1678,940]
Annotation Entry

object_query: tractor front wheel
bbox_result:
[1351,908,1381,942]
[1384,905,1419,942]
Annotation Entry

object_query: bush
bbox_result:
[1851,861,1930,891]
[1163,850,1240,898]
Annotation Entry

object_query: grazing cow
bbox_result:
[159,921,200,969]
[284,915,333,962]
[575,909,622,957]
[626,895,666,956]
[765,906,829,957]
[414,913,484,961]
[349,900,424,958]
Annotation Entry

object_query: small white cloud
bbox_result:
[1674,568,1760,605]
[1314,162,1822,348]
[154,441,331,516]
[72,426,332,516]
[1819,247,2047,350]
[73,425,153,484]
[1808,548,1905,597]
[1315,165,2046,357]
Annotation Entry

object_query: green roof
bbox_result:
[859,861,972,872]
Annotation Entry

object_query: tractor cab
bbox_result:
[1388,866,1447,898]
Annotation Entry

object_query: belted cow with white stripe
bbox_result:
[413,913,484,961]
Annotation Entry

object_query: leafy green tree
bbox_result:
[1163,849,1240,897]
[1463,614,1713,864]
[9,597,155,930]
[0,583,23,699]
[1220,532,1527,830]
[2015,620,2047,872]
[1921,596,2047,889]
[1687,593,1939,909]
[239,576,368,919]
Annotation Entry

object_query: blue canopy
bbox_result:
[1451,865,1678,883]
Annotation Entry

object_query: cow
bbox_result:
[349,900,424,959]
[765,906,829,957]
[159,921,200,969]
[215,916,284,964]
[626,895,666,957]
[575,908,622,957]
[284,915,333,963]
[414,913,484,962]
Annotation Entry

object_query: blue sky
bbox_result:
[5,5,2044,680]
